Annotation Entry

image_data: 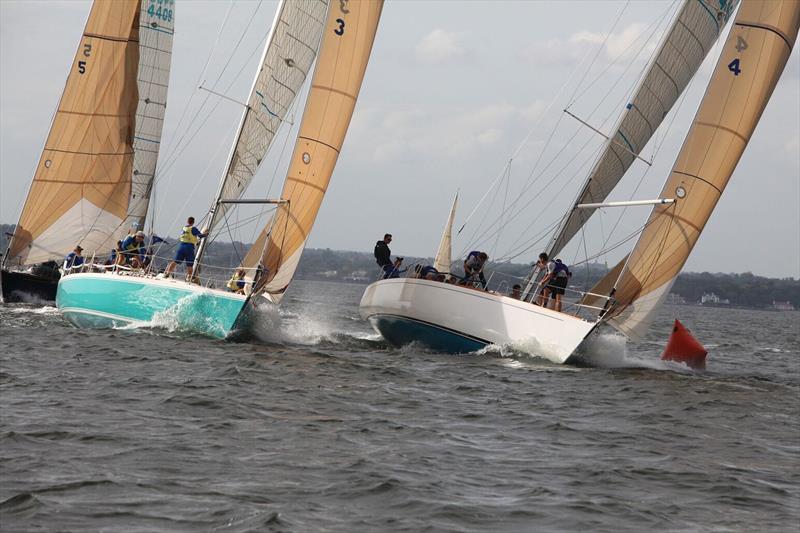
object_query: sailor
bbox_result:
[463,251,488,288]
[164,217,207,281]
[374,233,393,275]
[64,245,84,270]
[536,253,571,311]
[106,240,123,266]
[510,284,522,299]
[119,230,146,268]
[226,268,247,294]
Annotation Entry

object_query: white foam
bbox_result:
[8,305,60,315]
[577,332,668,369]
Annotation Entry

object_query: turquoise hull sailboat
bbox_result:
[57,273,246,338]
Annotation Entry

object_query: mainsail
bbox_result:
[547,0,739,259]
[198,0,328,258]
[433,193,459,274]
[595,0,800,339]
[4,0,174,268]
[243,0,384,302]
[127,0,176,233]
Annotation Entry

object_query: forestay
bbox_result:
[242,0,385,303]
[547,0,740,258]
[596,0,800,339]
[5,0,151,268]
[201,0,329,243]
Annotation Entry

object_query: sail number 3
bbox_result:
[334,0,349,35]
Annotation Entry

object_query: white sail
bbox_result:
[547,0,739,258]
[433,192,458,274]
[127,0,176,233]
[201,0,328,243]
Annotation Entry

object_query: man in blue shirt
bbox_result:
[64,245,84,270]
[164,216,207,281]
[118,231,146,268]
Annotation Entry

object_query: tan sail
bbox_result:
[244,0,384,301]
[6,0,142,267]
[433,193,458,274]
[598,0,800,339]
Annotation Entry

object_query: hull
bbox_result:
[359,278,598,364]
[56,273,247,339]
[1,269,59,303]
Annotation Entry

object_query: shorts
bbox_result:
[174,243,196,266]
[546,276,568,296]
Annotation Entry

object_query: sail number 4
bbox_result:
[728,35,747,77]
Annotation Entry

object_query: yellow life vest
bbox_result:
[179,225,198,245]
[227,272,245,291]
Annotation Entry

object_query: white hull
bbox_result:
[359,278,599,364]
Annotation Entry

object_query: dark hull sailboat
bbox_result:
[1,263,60,302]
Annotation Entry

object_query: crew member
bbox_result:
[164,217,207,281]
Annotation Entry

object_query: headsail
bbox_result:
[5,0,175,268]
[433,193,459,274]
[198,0,328,254]
[243,0,384,302]
[597,0,800,339]
[547,0,739,259]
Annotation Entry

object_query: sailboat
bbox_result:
[1,0,174,303]
[360,0,799,363]
[56,0,384,338]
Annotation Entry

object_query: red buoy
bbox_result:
[661,319,707,370]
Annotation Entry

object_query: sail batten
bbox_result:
[597,0,800,339]
[547,0,741,259]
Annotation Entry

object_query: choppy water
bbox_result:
[1,280,798,532]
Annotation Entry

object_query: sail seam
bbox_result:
[673,171,722,194]
[84,32,139,44]
[735,22,793,49]
[694,121,748,142]
[311,84,356,101]
[297,135,341,154]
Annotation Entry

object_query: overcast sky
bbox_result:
[1,0,798,278]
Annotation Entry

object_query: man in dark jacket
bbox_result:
[374,233,402,278]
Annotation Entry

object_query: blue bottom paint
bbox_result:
[369,314,488,354]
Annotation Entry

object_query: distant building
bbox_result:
[318,270,338,278]
[701,292,729,305]
[772,300,796,311]
[344,270,369,282]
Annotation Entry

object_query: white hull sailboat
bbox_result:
[360,278,597,363]
[58,0,385,338]
[361,0,799,363]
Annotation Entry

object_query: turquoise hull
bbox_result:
[57,273,247,339]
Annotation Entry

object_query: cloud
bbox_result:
[415,29,466,64]
[521,22,654,68]
[348,100,548,164]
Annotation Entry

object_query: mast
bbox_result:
[241,0,385,304]
[195,0,286,268]
[520,0,740,299]
[594,0,800,339]
[194,0,329,271]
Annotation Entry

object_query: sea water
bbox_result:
[1,280,798,531]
